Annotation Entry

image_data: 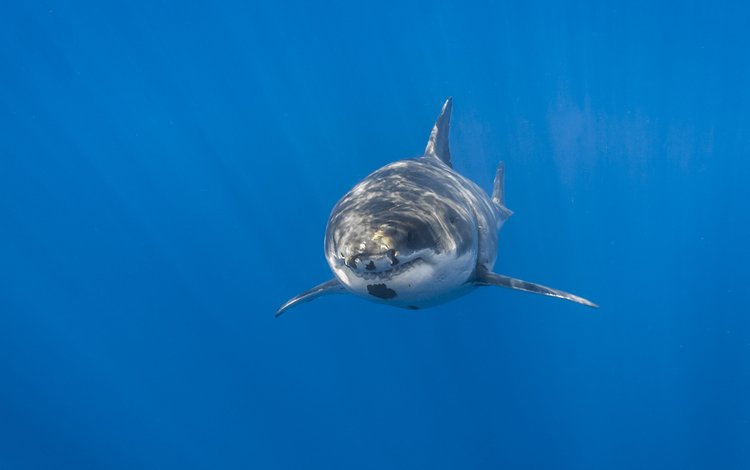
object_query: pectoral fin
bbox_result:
[475,271,598,308]
[275,279,346,317]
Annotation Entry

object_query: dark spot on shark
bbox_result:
[367,283,397,299]
[365,260,376,271]
[407,305,419,310]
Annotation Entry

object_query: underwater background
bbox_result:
[2,1,749,469]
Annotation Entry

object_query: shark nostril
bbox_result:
[345,255,360,269]
[388,249,399,266]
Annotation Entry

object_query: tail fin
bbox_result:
[492,161,513,222]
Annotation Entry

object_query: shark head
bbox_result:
[324,164,480,308]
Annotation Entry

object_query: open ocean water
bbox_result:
[1,1,749,469]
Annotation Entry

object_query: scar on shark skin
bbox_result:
[367,283,397,299]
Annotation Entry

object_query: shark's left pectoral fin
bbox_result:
[275,279,346,317]
[475,271,598,308]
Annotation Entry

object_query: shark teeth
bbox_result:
[356,258,422,281]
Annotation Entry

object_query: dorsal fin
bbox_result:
[423,97,452,167]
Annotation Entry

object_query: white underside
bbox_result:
[331,251,477,308]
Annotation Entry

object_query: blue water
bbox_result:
[2,1,749,469]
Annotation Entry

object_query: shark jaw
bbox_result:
[329,250,477,309]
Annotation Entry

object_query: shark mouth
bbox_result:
[350,257,424,281]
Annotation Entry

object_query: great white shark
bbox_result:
[276,98,597,316]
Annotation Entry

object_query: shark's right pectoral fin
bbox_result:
[475,271,598,308]
[275,279,346,317]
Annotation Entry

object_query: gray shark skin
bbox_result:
[276,98,597,316]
